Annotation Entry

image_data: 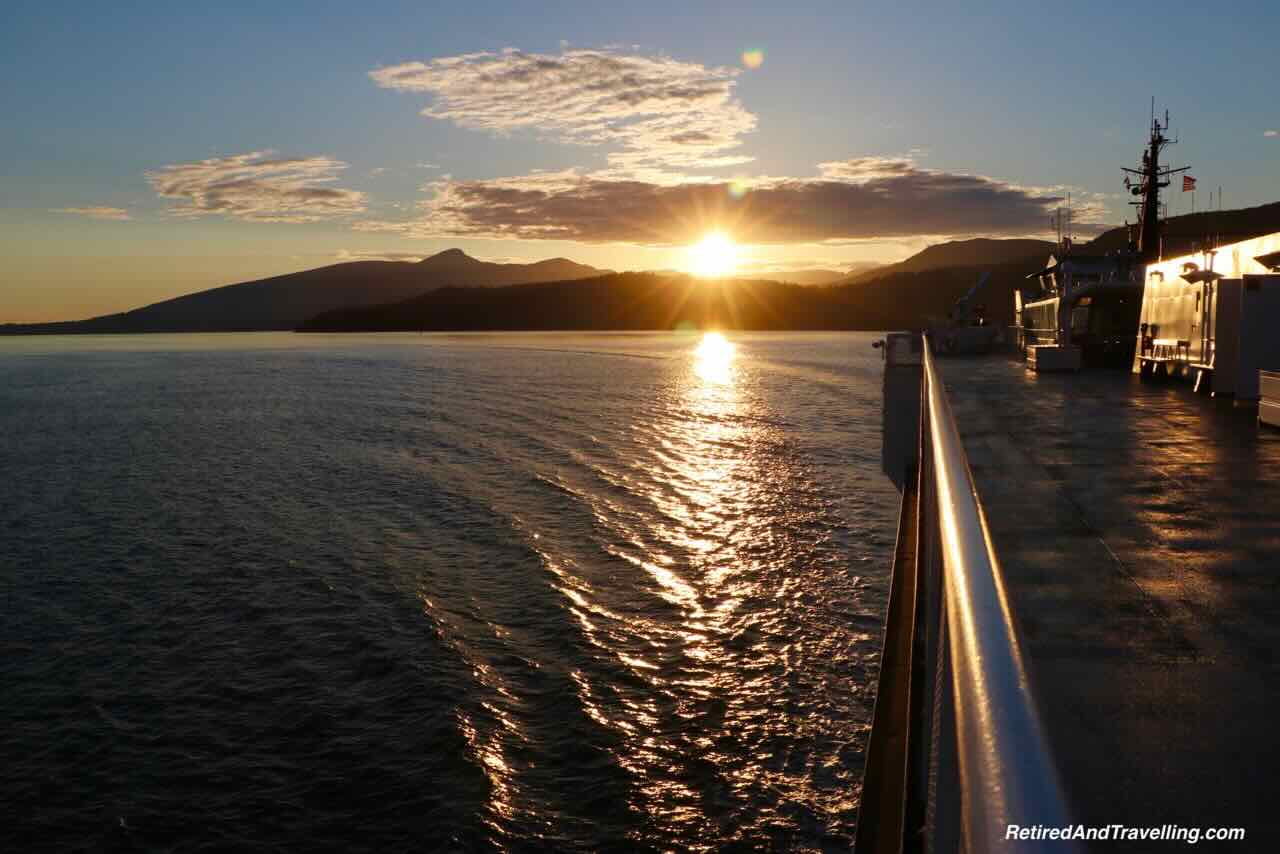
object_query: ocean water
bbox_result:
[0,331,899,853]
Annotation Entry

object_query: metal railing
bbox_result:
[858,335,1077,853]
[915,338,1077,852]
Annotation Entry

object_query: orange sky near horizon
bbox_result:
[1,221,926,323]
[13,7,1278,323]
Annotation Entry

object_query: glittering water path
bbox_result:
[0,331,896,852]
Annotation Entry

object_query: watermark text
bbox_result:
[1006,824,1246,845]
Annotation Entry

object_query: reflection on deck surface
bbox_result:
[943,356,1280,845]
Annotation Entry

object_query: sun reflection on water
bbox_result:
[424,333,876,847]
[693,332,736,385]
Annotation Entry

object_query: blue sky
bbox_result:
[3,0,1278,320]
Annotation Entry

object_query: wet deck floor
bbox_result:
[940,355,1280,849]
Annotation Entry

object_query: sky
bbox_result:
[3,0,1279,322]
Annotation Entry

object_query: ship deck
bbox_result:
[941,355,1280,845]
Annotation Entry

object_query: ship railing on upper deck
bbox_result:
[857,335,1078,853]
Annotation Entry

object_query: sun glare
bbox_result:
[687,231,740,278]
[694,331,736,383]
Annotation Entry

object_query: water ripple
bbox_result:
[0,331,897,852]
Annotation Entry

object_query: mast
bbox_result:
[1122,107,1188,261]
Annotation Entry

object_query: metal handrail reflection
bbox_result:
[921,337,1078,852]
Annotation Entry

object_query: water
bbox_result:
[0,331,898,852]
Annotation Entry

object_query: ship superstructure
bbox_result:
[1017,110,1185,369]
[1135,230,1280,396]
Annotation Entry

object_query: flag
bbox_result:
[1183,175,1197,192]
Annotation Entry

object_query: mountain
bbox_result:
[842,260,886,279]
[0,250,609,334]
[846,238,1054,283]
[766,269,850,286]
[1081,200,1280,257]
[12,203,1279,336]
[301,273,841,332]
[299,270,1034,333]
[307,226,1204,333]
[849,202,1280,281]
[298,238,1095,333]
[767,262,882,285]
[831,203,1280,328]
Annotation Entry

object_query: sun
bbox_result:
[687,231,740,278]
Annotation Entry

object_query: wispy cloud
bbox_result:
[353,156,1098,244]
[1266,130,1278,138]
[51,206,131,221]
[370,47,755,176]
[146,151,367,223]
[416,162,441,170]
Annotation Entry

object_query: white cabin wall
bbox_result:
[1138,232,1280,373]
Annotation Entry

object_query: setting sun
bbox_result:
[687,231,740,278]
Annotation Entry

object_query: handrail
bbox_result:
[921,338,1077,851]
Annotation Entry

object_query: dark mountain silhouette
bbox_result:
[300,273,861,332]
[844,260,886,277]
[845,238,1054,282]
[1081,199,1280,257]
[299,270,1025,333]
[827,204,1280,326]
[641,263,879,284]
[0,250,608,334]
[767,269,851,286]
[301,202,1280,333]
[770,263,881,285]
[10,203,1279,336]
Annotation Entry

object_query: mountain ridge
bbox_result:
[8,201,1280,335]
[1,250,611,334]
[1081,199,1280,256]
[298,270,1016,333]
[844,238,1055,283]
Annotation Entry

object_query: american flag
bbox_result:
[1183,175,1197,192]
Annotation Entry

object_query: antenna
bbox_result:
[1121,102,1190,260]
[1218,185,1223,247]
[1066,192,1073,244]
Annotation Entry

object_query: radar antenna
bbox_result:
[1121,104,1189,261]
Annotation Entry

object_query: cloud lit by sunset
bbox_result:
[4,5,1278,322]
